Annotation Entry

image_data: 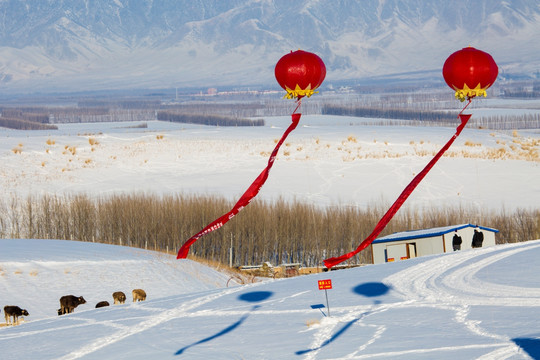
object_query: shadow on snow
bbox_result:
[296,282,391,356]
[175,291,273,356]
[513,337,540,359]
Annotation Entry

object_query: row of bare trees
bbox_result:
[1,194,538,267]
[0,117,57,130]
[321,104,540,130]
[157,111,264,126]
[322,104,457,123]
[0,106,156,126]
[0,108,50,123]
[470,113,540,130]
[51,109,156,123]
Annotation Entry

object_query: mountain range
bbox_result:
[0,0,539,94]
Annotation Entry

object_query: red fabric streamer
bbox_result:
[177,110,302,259]
[323,101,473,269]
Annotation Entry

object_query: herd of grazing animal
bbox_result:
[2,289,146,327]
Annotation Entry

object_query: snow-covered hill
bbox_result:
[0,0,539,93]
[2,238,540,359]
[0,239,234,321]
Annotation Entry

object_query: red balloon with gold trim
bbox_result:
[442,46,498,102]
[275,50,326,100]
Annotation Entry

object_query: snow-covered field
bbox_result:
[1,101,539,211]
[1,98,539,358]
[2,238,540,359]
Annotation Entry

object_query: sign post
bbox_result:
[318,279,332,317]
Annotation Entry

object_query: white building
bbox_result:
[371,224,498,264]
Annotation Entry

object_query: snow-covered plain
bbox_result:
[1,98,539,359]
[2,238,540,359]
[1,102,539,211]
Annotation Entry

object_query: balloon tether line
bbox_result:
[459,97,472,115]
[293,98,302,114]
[177,99,303,259]
[323,99,473,269]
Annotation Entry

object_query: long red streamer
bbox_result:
[177,108,302,259]
[323,100,473,269]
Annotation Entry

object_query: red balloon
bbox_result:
[442,47,498,101]
[275,50,326,100]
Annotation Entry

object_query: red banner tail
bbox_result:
[324,101,472,269]
[177,112,302,259]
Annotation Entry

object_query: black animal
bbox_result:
[4,305,29,325]
[113,291,126,305]
[95,301,110,308]
[59,295,87,315]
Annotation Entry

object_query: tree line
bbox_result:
[0,106,155,126]
[0,107,56,130]
[157,111,264,126]
[51,109,155,123]
[0,117,57,130]
[322,104,458,124]
[1,194,538,267]
[471,113,540,130]
[0,108,50,124]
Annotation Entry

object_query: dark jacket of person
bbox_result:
[471,229,484,248]
[452,233,462,250]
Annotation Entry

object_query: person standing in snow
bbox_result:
[452,230,462,251]
[471,228,484,248]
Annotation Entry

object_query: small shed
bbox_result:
[371,224,499,264]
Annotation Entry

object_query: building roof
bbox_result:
[373,223,499,244]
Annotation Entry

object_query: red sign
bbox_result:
[318,279,332,290]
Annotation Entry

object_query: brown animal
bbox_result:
[4,305,29,325]
[95,301,110,308]
[59,295,87,315]
[132,289,146,302]
[113,291,126,304]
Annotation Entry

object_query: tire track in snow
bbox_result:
[441,243,540,305]
[0,319,131,341]
[382,247,488,302]
[323,343,507,359]
[57,287,245,360]
[299,301,412,360]
[380,241,540,359]
[475,342,526,360]
[384,241,540,306]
